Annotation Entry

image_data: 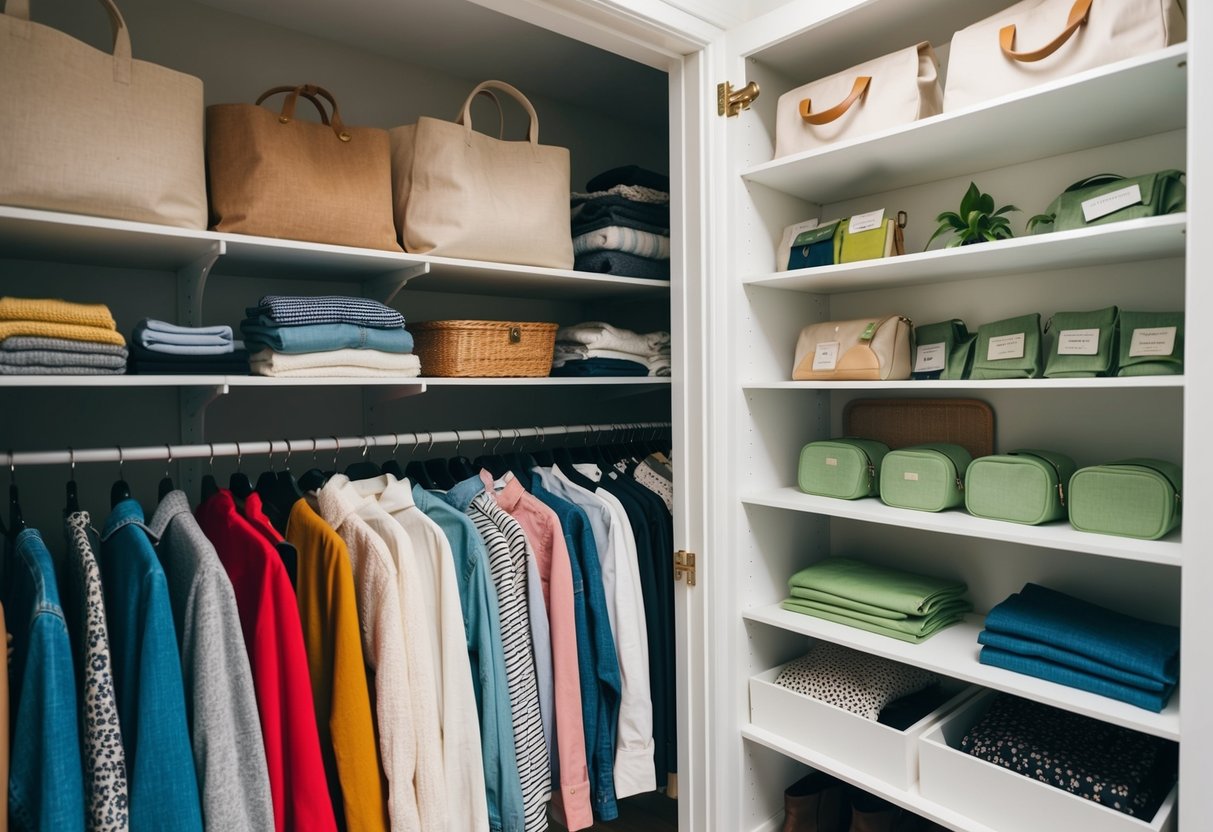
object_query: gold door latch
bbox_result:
[674,549,697,586]
[717,81,760,117]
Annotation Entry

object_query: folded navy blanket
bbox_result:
[572,195,670,237]
[977,630,1170,692]
[980,646,1174,712]
[983,583,1179,685]
[249,295,405,329]
[574,250,670,281]
[586,165,670,193]
[550,358,649,377]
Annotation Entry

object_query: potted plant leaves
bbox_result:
[926,182,1019,249]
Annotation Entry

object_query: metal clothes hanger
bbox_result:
[346,437,384,482]
[109,445,132,507]
[381,433,407,480]
[64,446,81,515]
[8,452,25,541]
[447,430,476,482]
[229,441,255,499]
[406,432,438,490]
[200,443,220,501]
[158,444,176,501]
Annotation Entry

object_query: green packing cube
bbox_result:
[964,449,1077,525]
[1029,170,1186,234]
[970,313,1043,380]
[879,443,972,512]
[1068,459,1182,540]
[797,438,890,500]
[1117,311,1184,377]
[1043,306,1119,378]
[912,319,975,380]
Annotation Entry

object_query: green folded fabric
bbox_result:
[780,597,970,643]
[787,557,969,617]
[787,585,971,621]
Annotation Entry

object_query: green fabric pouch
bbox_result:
[912,319,975,380]
[1117,311,1184,377]
[1043,306,1119,378]
[797,438,890,500]
[837,214,905,264]
[970,313,1043,379]
[1068,459,1182,540]
[1029,170,1186,234]
[786,221,841,270]
[964,449,1077,525]
[879,443,973,512]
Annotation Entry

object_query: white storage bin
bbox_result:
[748,661,977,789]
[919,690,1178,832]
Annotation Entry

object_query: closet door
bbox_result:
[705,1,1206,830]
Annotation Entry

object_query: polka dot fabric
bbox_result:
[774,641,940,720]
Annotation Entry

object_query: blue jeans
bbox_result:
[241,320,414,354]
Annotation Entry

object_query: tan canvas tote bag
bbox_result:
[792,316,913,381]
[944,0,1186,112]
[773,43,943,160]
[390,80,574,268]
[207,84,400,251]
[0,0,206,228]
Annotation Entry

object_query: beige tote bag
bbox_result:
[774,43,943,160]
[0,0,206,228]
[207,84,400,251]
[792,316,913,381]
[944,0,1186,112]
[391,80,574,268]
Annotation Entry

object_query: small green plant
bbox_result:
[926,182,1019,249]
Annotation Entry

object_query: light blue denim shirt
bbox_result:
[413,485,526,832]
[8,528,85,832]
[240,320,414,354]
[99,500,204,832]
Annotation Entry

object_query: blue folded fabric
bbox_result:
[979,646,1174,712]
[550,358,649,377]
[249,295,405,328]
[976,630,1170,692]
[240,321,413,354]
[574,250,670,280]
[983,583,1179,685]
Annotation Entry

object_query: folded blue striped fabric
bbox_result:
[979,646,1174,712]
[983,583,1178,685]
[250,295,405,329]
[976,630,1170,692]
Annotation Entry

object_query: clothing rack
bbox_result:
[5,421,672,468]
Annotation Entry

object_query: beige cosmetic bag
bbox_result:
[792,316,913,381]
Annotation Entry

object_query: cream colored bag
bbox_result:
[0,0,206,228]
[792,316,913,381]
[390,80,573,268]
[944,0,1186,112]
[774,43,943,159]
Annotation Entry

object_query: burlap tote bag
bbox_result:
[0,0,206,228]
[207,84,400,251]
[390,80,574,268]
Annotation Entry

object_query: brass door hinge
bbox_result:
[674,549,697,586]
[717,81,760,117]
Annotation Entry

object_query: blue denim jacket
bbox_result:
[99,500,204,832]
[413,485,526,832]
[240,320,414,354]
[530,479,622,821]
[7,529,85,832]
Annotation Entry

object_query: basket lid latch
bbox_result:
[509,326,522,343]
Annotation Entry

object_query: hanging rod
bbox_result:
[4,421,671,468]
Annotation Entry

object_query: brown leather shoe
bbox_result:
[782,772,845,832]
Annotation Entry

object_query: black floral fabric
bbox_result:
[774,642,940,720]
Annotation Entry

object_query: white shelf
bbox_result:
[744,215,1187,293]
[742,377,1184,391]
[743,604,1179,740]
[0,375,669,389]
[741,487,1181,566]
[741,45,1188,204]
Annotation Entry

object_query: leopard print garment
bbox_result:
[65,512,130,832]
[774,641,939,721]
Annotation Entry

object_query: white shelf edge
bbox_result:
[740,487,1181,566]
[741,377,1184,391]
[0,375,669,388]
[742,605,1179,740]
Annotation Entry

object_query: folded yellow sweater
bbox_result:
[0,321,126,346]
[0,297,116,330]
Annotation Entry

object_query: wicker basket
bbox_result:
[410,320,559,377]
[843,398,995,459]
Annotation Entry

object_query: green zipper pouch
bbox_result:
[912,319,975,380]
[786,221,841,270]
[1029,170,1186,235]
[879,443,973,512]
[797,438,891,500]
[964,449,1077,525]
[1117,311,1184,377]
[970,313,1043,380]
[1043,306,1119,378]
[1068,459,1182,540]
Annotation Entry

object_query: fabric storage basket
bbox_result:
[943,0,1187,113]
[791,316,913,381]
[410,320,558,377]
[797,439,890,500]
[1029,171,1186,235]
[919,691,1178,832]
[1068,459,1181,540]
[912,320,975,380]
[970,313,1044,379]
[880,443,972,512]
[965,450,1077,525]
[844,398,995,459]
[1118,311,1183,376]
[1044,306,1119,378]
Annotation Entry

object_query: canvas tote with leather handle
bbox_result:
[773,43,943,159]
[390,80,574,268]
[0,0,206,228]
[944,0,1187,112]
[792,316,913,380]
[207,84,400,251]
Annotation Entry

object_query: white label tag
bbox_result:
[1081,184,1142,223]
[848,209,885,234]
[1129,326,1177,357]
[812,341,840,371]
[1056,328,1101,356]
[825,458,838,467]
[903,472,920,481]
[987,333,1025,361]
[914,342,946,372]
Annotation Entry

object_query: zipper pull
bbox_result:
[1057,481,1066,507]
[955,476,964,491]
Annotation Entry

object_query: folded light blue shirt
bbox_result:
[240,320,414,354]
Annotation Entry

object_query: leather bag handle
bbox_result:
[999,0,1093,63]
[256,84,351,142]
[4,0,133,83]
[457,80,539,144]
[799,76,870,125]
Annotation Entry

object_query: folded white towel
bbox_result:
[552,345,648,365]
[556,322,671,356]
[250,348,420,378]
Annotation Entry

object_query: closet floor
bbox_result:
[583,792,678,831]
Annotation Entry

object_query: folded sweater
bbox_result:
[0,363,125,376]
[570,184,669,206]
[135,319,233,350]
[250,295,405,329]
[0,297,116,329]
[573,226,670,260]
[556,323,670,357]
[976,630,1170,692]
[585,166,670,194]
[571,196,670,236]
[574,251,670,280]
[241,321,413,355]
[0,349,127,370]
[1,336,128,357]
[0,321,126,346]
[979,646,1173,712]
[249,348,421,377]
[550,358,649,378]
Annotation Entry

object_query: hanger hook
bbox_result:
[208,442,215,474]
[533,425,543,449]
[116,445,125,479]
[311,437,318,464]
[284,439,292,468]
[391,432,400,457]
[8,449,14,483]
[513,427,522,450]
[331,435,340,467]
[361,438,369,459]
[165,444,173,478]
[68,446,75,478]
[454,431,461,456]
[426,431,436,455]
[266,441,275,472]
[492,429,503,455]
[235,440,243,472]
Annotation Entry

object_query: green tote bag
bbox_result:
[913,319,975,380]
[970,313,1043,380]
[1043,306,1119,378]
[1028,170,1186,234]
[1117,311,1183,377]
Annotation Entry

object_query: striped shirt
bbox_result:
[252,295,405,329]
